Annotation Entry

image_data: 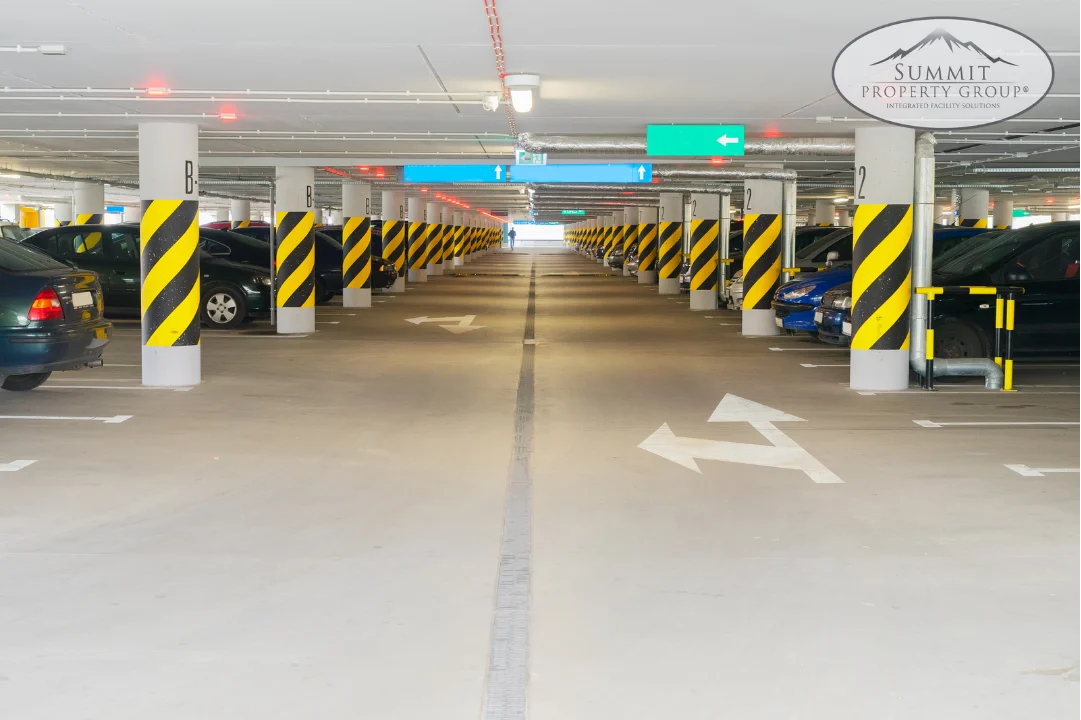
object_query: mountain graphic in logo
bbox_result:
[871,29,1017,66]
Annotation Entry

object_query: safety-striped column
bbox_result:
[850,125,915,391]
[274,166,316,334]
[657,194,683,294]
[123,205,143,223]
[230,199,251,229]
[54,201,72,226]
[407,197,428,283]
[838,207,852,227]
[451,211,465,268]
[342,182,372,308]
[440,204,454,272]
[622,208,636,276]
[138,122,201,386]
[741,179,783,334]
[637,206,658,284]
[381,190,406,291]
[74,181,104,252]
[992,199,1013,230]
[214,208,230,223]
[688,194,719,311]
[601,214,615,266]
[814,198,835,226]
[958,189,989,227]
[426,202,442,276]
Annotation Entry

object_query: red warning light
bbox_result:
[218,109,238,122]
[710,157,727,165]
[420,187,428,193]
[357,166,370,173]
[145,87,171,97]
[375,168,386,178]
[1046,197,1054,204]
[762,127,782,138]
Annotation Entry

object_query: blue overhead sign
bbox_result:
[507,163,652,184]
[105,205,126,214]
[402,164,508,183]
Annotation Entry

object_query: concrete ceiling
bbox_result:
[0,0,1077,216]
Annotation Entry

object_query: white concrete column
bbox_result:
[382,190,406,291]
[814,198,835,225]
[214,208,230,222]
[658,193,683,294]
[138,122,201,386]
[638,206,658,284]
[689,193,720,311]
[407,197,427,283]
[53,201,72,226]
[741,178,783,334]
[329,209,343,225]
[992,199,1013,229]
[230,198,251,228]
[74,181,104,224]
[959,189,990,228]
[274,166,317,334]
[1052,212,1069,221]
[453,211,465,267]
[837,207,852,226]
[123,205,143,223]
[342,182,372,308]
[0,203,18,222]
[850,124,915,391]
[426,201,442,276]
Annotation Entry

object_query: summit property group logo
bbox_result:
[833,18,1054,129]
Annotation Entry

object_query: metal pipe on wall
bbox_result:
[780,179,797,284]
[516,133,856,156]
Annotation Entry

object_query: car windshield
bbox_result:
[797,229,850,260]
[201,228,269,250]
[0,224,30,242]
[0,236,68,272]
[933,225,1047,277]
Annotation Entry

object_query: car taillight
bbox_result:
[28,288,64,322]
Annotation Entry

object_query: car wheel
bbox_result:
[2,372,51,391]
[202,286,247,330]
[314,276,332,304]
[935,319,988,359]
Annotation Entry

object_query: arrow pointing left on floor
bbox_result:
[638,394,842,483]
[405,314,486,333]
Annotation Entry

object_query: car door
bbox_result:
[103,229,142,311]
[998,227,1080,354]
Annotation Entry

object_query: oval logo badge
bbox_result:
[833,17,1054,129]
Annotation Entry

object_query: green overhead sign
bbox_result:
[646,124,746,157]
[1012,208,1031,217]
[561,209,586,215]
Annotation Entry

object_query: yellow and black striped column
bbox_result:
[137,123,201,386]
[74,207,104,254]
[850,125,916,391]
[74,181,104,252]
[621,208,637,277]
[342,183,372,308]
[601,216,615,265]
[958,189,989,228]
[426,202,443,276]
[740,179,783,334]
[230,199,251,229]
[54,202,72,227]
[688,193,719,310]
[452,211,466,268]
[381,190,406,291]
[814,198,835,227]
[273,165,317,335]
[992,199,1013,230]
[637,206,659,284]
[657,193,684,294]
[441,206,455,270]
[407,197,428,282]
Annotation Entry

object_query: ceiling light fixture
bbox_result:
[503,73,540,113]
[481,93,501,112]
[0,44,65,55]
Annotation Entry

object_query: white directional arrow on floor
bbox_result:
[0,460,36,472]
[405,314,485,334]
[638,394,842,483]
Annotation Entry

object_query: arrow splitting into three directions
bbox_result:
[638,394,842,484]
[406,315,486,334]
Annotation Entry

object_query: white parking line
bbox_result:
[317,313,357,317]
[1005,464,1081,477]
[315,321,340,325]
[40,385,192,392]
[0,414,132,423]
[769,347,843,352]
[0,460,36,472]
[915,419,1080,428]
[800,363,850,368]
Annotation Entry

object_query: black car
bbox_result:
[232,226,344,303]
[200,228,397,291]
[319,221,385,257]
[0,237,111,390]
[930,221,1079,358]
[23,224,272,330]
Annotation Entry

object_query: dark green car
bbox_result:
[24,224,272,329]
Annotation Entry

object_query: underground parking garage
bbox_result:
[0,3,1079,719]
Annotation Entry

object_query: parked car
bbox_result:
[0,236,111,390]
[0,220,31,242]
[319,221,385,257]
[625,249,640,276]
[201,221,269,230]
[22,224,272,329]
[608,248,625,269]
[199,228,397,291]
[725,226,845,308]
[774,227,992,334]
[680,223,747,293]
[813,282,853,346]
[231,226,344,303]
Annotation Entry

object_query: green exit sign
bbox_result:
[561,209,586,215]
[646,124,745,157]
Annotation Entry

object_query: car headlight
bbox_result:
[782,285,813,301]
[253,275,272,287]
[839,296,852,310]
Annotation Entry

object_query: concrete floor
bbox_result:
[0,248,1076,718]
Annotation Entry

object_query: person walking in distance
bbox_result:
[508,227,516,250]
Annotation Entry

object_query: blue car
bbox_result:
[773,227,993,334]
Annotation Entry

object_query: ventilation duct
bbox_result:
[517,133,855,156]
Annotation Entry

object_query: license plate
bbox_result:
[814,311,823,324]
[842,321,852,336]
[775,317,784,328]
[71,291,93,308]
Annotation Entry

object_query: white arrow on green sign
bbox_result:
[646,124,746,157]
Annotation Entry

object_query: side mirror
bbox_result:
[826,250,840,266]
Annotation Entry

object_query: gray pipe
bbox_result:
[529,182,734,194]
[909,132,1003,390]
[517,133,856,156]
[780,179,797,284]
[719,194,731,298]
[657,166,797,182]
